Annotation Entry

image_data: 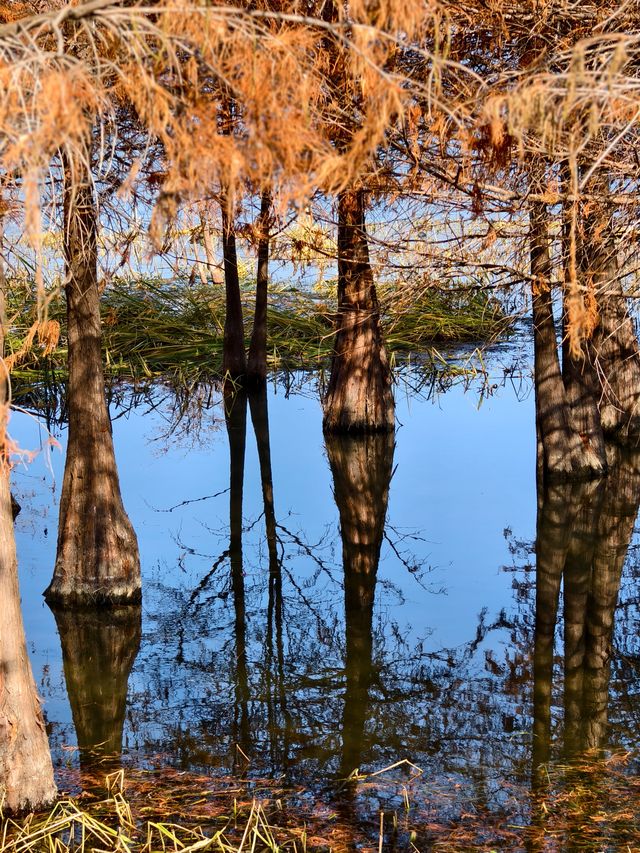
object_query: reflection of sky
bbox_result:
[12,358,535,763]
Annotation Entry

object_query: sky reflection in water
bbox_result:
[10,356,640,817]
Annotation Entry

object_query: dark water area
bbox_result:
[10,338,640,845]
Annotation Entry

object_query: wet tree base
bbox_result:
[44,579,142,608]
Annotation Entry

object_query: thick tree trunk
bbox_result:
[530,200,604,479]
[560,185,608,473]
[323,189,394,433]
[247,191,272,385]
[326,431,394,777]
[51,606,141,776]
[45,153,140,606]
[221,200,247,379]
[0,402,56,810]
[584,184,640,443]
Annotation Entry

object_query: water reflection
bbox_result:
[51,606,141,778]
[25,379,640,842]
[533,445,640,774]
[326,432,394,779]
[224,389,251,768]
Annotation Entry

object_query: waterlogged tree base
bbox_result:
[44,575,142,607]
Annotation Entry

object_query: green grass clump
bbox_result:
[4,277,511,384]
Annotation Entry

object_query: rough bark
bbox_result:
[224,389,250,765]
[0,408,56,811]
[247,191,272,385]
[326,431,394,777]
[51,606,141,774]
[584,182,640,444]
[561,186,608,473]
[45,151,140,606]
[323,189,394,434]
[221,199,247,379]
[530,200,605,480]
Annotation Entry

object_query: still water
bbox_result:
[10,345,640,841]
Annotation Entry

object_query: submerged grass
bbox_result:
[4,277,511,385]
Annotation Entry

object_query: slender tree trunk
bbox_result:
[323,189,394,433]
[247,190,272,385]
[0,340,56,808]
[584,180,640,444]
[45,151,140,606]
[50,606,141,782]
[530,200,604,479]
[221,198,246,380]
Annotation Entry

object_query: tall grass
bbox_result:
[4,277,511,384]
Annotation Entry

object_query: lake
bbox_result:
[10,338,640,848]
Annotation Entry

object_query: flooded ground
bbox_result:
[10,341,640,848]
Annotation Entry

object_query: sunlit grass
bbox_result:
[4,277,511,385]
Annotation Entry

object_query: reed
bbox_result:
[4,277,511,384]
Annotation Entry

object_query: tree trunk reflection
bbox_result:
[532,445,640,775]
[51,606,141,787]
[248,386,291,771]
[225,389,250,768]
[326,431,394,780]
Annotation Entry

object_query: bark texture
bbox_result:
[221,200,247,379]
[326,431,394,777]
[323,189,394,433]
[0,410,56,811]
[530,200,605,480]
[51,606,141,772]
[45,153,140,606]
[584,188,640,443]
[247,191,272,385]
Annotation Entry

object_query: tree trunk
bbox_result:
[323,189,394,433]
[50,606,141,781]
[326,431,394,778]
[561,181,608,473]
[530,200,604,479]
[584,182,640,444]
[247,191,272,385]
[0,402,56,810]
[45,152,140,606]
[221,199,247,379]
